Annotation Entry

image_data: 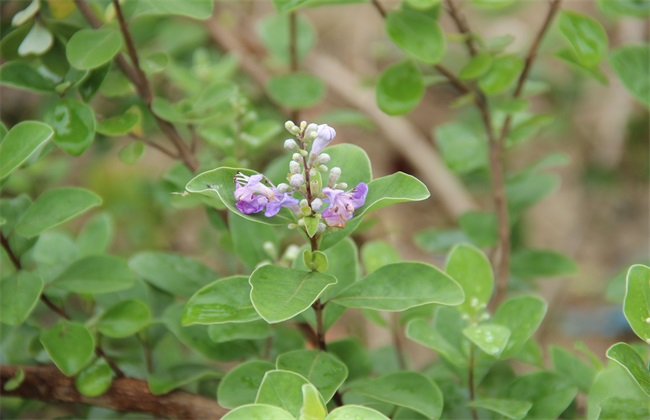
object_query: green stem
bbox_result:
[468,344,478,420]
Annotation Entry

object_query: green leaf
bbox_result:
[361,241,400,274]
[376,60,424,115]
[118,141,144,165]
[459,52,493,80]
[492,295,547,359]
[0,121,53,179]
[446,244,493,318]
[186,167,293,226]
[607,343,650,397]
[510,249,577,280]
[266,73,325,109]
[18,22,53,56]
[503,371,577,419]
[40,321,95,376]
[551,346,596,393]
[148,364,220,395]
[249,265,337,323]
[333,262,464,311]
[463,324,511,357]
[130,0,214,20]
[75,358,113,397]
[182,276,259,325]
[468,399,532,420]
[386,9,446,64]
[305,216,320,238]
[435,122,487,174]
[15,187,101,237]
[623,264,650,342]
[0,271,43,326]
[506,172,559,220]
[610,45,650,108]
[327,405,389,420]
[354,172,430,218]
[506,114,555,147]
[328,338,372,381]
[558,11,608,67]
[414,229,469,253]
[588,364,650,420]
[79,63,111,102]
[348,372,443,419]
[12,0,40,26]
[218,360,275,409]
[272,0,310,12]
[44,98,96,156]
[276,350,348,403]
[97,299,151,338]
[76,212,113,257]
[555,47,608,85]
[0,62,56,93]
[223,404,294,420]
[3,368,25,391]
[257,13,315,66]
[96,112,140,136]
[300,384,327,420]
[129,251,217,298]
[66,28,123,70]
[52,255,136,294]
[597,0,650,17]
[479,55,523,95]
[230,215,278,269]
[324,143,372,188]
[208,320,272,343]
[599,397,650,419]
[256,370,312,417]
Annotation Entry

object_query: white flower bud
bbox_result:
[335,182,348,190]
[311,198,323,211]
[300,121,307,130]
[262,241,277,260]
[305,123,318,138]
[284,139,298,150]
[277,183,290,193]
[297,218,305,226]
[310,181,320,197]
[317,153,330,164]
[292,153,302,162]
[299,149,308,157]
[328,167,341,187]
[290,173,304,188]
[309,168,318,178]
[318,165,328,172]
[288,223,298,229]
[284,120,296,131]
[282,244,300,261]
[316,222,327,233]
[289,161,301,174]
[300,199,309,207]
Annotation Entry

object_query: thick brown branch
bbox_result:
[444,0,478,56]
[1,365,227,419]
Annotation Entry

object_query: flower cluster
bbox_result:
[234,121,367,233]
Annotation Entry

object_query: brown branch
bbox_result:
[0,231,21,270]
[371,0,387,18]
[434,64,472,94]
[444,0,478,56]
[1,364,227,419]
[128,133,178,158]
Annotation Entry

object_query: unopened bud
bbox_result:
[300,199,309,207]
[282,244,300,261]
[328,167,341,187]
[335,182,348,190]
[317,153,330,164]
[277,183,290,193]
[289,161,301,174]
[300,121,307,130]
[299,149,308,157]
[311,198,323,211]
[305,123,318,137]
[309,168,318,178]
[290,173,304,188]
[288,223,298,230]
[292,153,302,162]
[262,241,278,260]
[317,222,327,233]
[318,165,328,172]
[284,139,298,150]
[310,181,320,197]
[297,218,306,226]
[284,120,295,131]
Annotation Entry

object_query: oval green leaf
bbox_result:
[492,295,547,359]
[327,405,390,420]
[478,54,523,95]
[0,121,53,180]
[0,271,44,326]
[623,264,650,342]
[266,73,325,109]
[66,28,123,70]
[96,112,140,136]
[376,60,424,115]
[255,370,311,417]
[386,9,446,64]
[504,372,577,419]
[52,255,136,294]
[0,62,56,93]
[446,243,494,318]
[223,404,294,420]
[249,265,337,323]
[468,399,532,420]
[463,324,511,357]
[208,320,271,343]
[15,187,102,237]
[97,299,152,338]
[300,383,327,420]
[459,52,494,80]
[558,11,608,68]
[610,45,650,108]
[333,262,464,311]
[606,342,650,398]
[75,358,113,397]
[276,350,348,403]
[354,172,430,218]
[40,321,95,376]
[182,276,259,325]
[218,360,275,409]
[44,98,96,156]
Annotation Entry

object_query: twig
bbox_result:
[1,364,227,419]
[371,0,387,18]
[390,312,407,370]
[434,64,472,94]
[444,0,478,56]
[129,133,178,159]
[0,231,21,270]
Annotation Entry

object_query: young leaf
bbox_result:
[354,172,430,218]
[249,265,337,323]
[597,0,650,17]
[435,122,487,174]
[558,11,608,67]
[66,28,123,70]
[300,384,327,420]
[0,121,53,179]
[256,370,312,417]
[376,60,425,115]
[446,244,494,318]
[40,321,95,376]
[0,62,56,93]
[129,251,217,298]
[588,364,649,419]
[276,350,348,403]
[129,0,215,20]
[510,249,577,280]
[492,295,547,359]
[0,271,44,326]
[266,73,325,109]
[406,310,468,368]
[623,264,650,342]
[386,9,446,64]
[52,255,136,294]
[76,212,113,257]
[478,55,524,95]
[118,142,144,165]
[551,346,596,393]
[468,399,532,420]
[459,52,493,80]
[96,112,140,136]
[463,324,511,358]
[327,405,389,420]
[18,22,53,56]
[182,276,259,325]
[610,45,650,108]
[607,343,650,397]
[44,99,96,156]
[223,404,294,420]
[15,187,102,237]
[75,358,113,397]
[333,262,464,311]
[218,360,275,409]
[348,372,443,419]
[97,299,152,338]
[503,371,577,419]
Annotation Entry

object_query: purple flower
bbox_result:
[310,124,336,159]
[321,182,368,228]
[234,172,299,217]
